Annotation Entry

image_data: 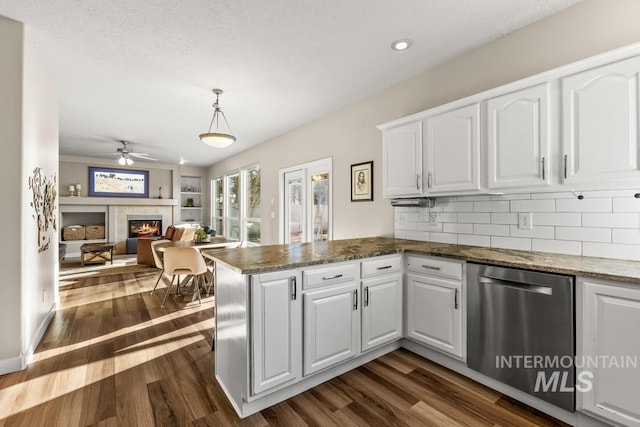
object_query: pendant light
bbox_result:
[199,88,236,148]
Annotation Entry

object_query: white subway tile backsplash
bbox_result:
[491,236,531,251]
[582,213,640,229]
[417,222,443,232]
[583,242,640,261]
[458,213,491,224]
[441,201,474,212]
[443,223,473,234]
[556,198,612,212]
[509,225,555,239]
[532,239,582,255]
[612,228,640,245]
[406,231,430,241]
[556,227,611,243]
[511,199,556,212]
[474,201,510,212]
[474,224,510,236]
[613,197,640,212]
[458,234,491,247]
[491,213,518,225]
[394,190,640,261]
[429,233,458,244]
[532,213,581,226]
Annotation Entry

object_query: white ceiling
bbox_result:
[1,0,579,167]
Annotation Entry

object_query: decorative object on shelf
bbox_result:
[75,183,82,197]
[68,184,75,197]
[186,197,195,207]
[351,161,373,202]
[199,88,236,148]
[88,166,149,198]
[158,186,163,199]
[28,167,57,253]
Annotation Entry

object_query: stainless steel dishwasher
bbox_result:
[467,263,575,412]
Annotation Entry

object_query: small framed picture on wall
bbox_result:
[351,161,373,202]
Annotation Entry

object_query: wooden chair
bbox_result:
[150,239,170,295]
[161,247,208,308]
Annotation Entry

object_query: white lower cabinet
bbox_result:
[251,269,301,395]
[405,256,465,359]
[361,256,403,352]
[580,278,640,427]
[303,280,360,376]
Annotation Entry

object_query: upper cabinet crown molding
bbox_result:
[379,41,640,199]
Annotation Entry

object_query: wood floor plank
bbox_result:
[0,264,571,426]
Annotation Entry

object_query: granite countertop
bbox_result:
[201,237,640,285]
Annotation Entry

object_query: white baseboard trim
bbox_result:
[0,355,25,375]
[25,304,56,365]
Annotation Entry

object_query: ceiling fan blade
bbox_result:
[131,153,158,161]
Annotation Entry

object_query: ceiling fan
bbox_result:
[114,141,157,165]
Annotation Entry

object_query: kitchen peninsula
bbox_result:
[202,237,640,426]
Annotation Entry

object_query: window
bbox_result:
[211,177,224,236]
[243,165,261,244]
[212,164,261,244]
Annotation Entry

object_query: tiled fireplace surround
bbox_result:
[394,189,640,262]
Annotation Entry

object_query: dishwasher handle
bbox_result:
[478,276,552,295]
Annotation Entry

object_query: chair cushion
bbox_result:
[164,225,176,240]
[172,228,184,241]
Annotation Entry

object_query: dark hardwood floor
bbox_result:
[0,263,569,426]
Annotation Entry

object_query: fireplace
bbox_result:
[128,218,163,238]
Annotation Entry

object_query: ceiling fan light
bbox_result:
[199,132,236,148]
[126,157,134,166]
[118,156,126,165]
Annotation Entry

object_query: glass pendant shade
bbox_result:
[200,89,236,148]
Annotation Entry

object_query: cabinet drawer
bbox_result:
[361,255,402,278]
[303,262,358,290]
[406,255,462,280]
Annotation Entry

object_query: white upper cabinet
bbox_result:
[424,104,481,193]
[562,55,640,185]
[487,83,551,189]
[381,121,423,198]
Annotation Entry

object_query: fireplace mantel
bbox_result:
[59,197,178,206]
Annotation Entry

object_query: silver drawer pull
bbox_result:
[422,265,441,271]
[376,265,393,270]
[323,274,343,280]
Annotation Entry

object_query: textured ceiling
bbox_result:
[0,0,579,167]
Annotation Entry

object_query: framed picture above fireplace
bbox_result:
[88,167,149,198]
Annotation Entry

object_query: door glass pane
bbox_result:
[227,173,240,219]
[288,178,303,243]
[226,219,240,240]
[214,218,223,237]
[247,165,261,218]
[246,221,261,244]
[214,178,224,218]
[311,172,329,241]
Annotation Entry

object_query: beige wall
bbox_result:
[208,0,640,246]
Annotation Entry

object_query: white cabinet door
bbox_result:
[303,281,360,376]
[487,83,551,189]
[382,121,423,198]
[251,270,301,395]
[424,104,481,193]
[361,273,403,352]
[581,279,640,427]
[406,273,463,358]
[562,55,640,185]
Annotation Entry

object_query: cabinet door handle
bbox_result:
[376,265,392,271]
[290,276,297,301]
[322,274,343,280]
[427,172,432,189]
[541,157,546,181]
[364,286,369,307]
[422,264,441,271]
[416,173,420,190]
[454,288,459,310]
[353,289,358,310]
[563,154,568,179]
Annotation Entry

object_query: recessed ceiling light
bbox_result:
[391,39,412,51]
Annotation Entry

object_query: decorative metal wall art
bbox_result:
[29,167,58,253]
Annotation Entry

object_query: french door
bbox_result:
[281,158,332,244]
